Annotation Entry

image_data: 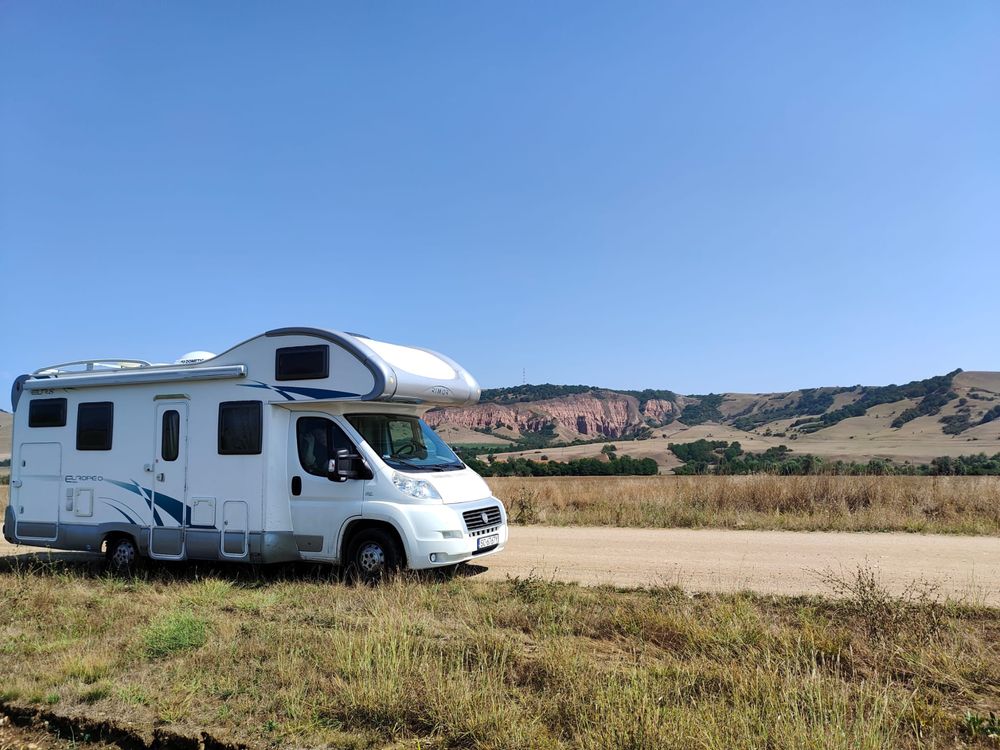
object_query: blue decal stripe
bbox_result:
[106,479,160,524]
[240,381,294,400]
[278,385,360,400]
[238,380,359,401]
[136,483,166,526]
[105,479,150,522]
[101,500,138,525]
[106,478,184,526]
[150,489,183,526]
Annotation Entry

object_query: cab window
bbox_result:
[296,417,354,477]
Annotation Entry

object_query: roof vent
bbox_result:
[175,351,216,365]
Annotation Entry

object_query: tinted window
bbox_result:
[76,402,114,451]
[28,398,67,427]
[162,410,180,461]
[218,401,262,455]
[275,345,329,381]
[296,416,354,477]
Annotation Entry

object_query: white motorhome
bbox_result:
[4,328,507,579]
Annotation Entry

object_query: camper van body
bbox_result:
[4,328,507,572]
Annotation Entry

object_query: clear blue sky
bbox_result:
[2,2,998,409]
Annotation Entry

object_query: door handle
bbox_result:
[156,472,165,482]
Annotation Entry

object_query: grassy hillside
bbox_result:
[0,410,11,459]
[442,371,1000,470]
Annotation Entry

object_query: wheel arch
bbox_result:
[340,518,408,567]
[102,529,140,554]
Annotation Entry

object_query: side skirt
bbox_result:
[4,519,302,565]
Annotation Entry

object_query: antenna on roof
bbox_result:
[175,351,216,365]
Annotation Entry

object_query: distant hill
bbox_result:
[0,409,10,459]
[427,370,1000,470]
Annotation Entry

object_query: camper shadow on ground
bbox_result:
[0,550,490,585]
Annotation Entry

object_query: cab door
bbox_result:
[287,414,366,561]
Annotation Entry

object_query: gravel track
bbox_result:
[2,527,997,604]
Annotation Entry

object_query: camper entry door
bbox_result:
[149,401,189,559]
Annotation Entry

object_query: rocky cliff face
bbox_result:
[427,370,1000,449]
[639,398,679,424]
[426,390,679,440]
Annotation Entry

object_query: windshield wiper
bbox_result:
[386,455,425,470]
[386,455,462,472]
[387,455,446,471]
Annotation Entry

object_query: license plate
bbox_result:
[477,534,500,550]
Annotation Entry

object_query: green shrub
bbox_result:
[143,610,208,658]
[679,394,724,425]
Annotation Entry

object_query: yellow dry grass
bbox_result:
[488,475,1000,534]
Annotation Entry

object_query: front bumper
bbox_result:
[416,528,508,567]
[390,496,508,570]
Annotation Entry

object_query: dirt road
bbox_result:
[2,527,997,604]
[477,526,1000,604]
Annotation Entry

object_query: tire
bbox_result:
[106,535,139,574]
[346,528,403,584]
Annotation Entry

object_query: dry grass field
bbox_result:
[1,559,998,749]
[4,475,1000,537]
[487,475,1000,535]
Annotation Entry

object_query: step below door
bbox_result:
[221,501,249,558]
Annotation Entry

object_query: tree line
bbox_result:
[462,453,659,477]
[669,439,1000,476]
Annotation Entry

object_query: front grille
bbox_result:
[463,505,502,531]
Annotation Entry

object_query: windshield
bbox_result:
[346,414,464,472]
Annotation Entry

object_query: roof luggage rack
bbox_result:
[33,359,152,376]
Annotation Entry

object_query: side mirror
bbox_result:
[327,449,371,482]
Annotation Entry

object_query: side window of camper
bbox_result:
[28,398,67,427]
[218,401,262,455]
[296,417,355,477]
[275,345,329,381]
[76,402,114,450]
[162,410,180,461]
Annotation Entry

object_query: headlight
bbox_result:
[392,472,441,500]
